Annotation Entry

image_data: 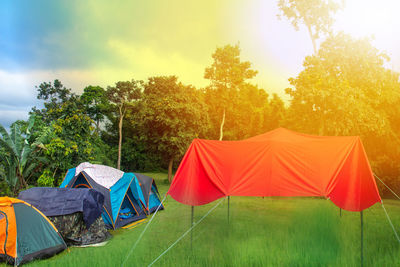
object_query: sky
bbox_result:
[1,0,400,128]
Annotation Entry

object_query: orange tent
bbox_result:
[0,197,66,266]
[168,128,381,211]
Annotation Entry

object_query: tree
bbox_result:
[204,44,258,140]
[30,80,100,184]
[81,85,109,132]
[268,93,286,130]
[140,76,210,182]
[32,95,97,186]
[213,83,280,140]
[0,115,45,194]
[285,32,400,192]
[33,79,77,123]
[286,32,398,136]
[106,80,142,170]
[43,108,95,185]
[36,79,71,105]
[277,0,342,53]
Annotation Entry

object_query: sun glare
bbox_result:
[335,0,400,38]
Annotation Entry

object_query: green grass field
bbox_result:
[6,172,400,266]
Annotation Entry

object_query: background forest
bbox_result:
[1,1,399,198]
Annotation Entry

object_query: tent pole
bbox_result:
[361,210,363,267]
[227,196,230,224]
[191,206,194,250]
[340,208,342,217]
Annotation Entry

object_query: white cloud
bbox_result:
[0,109,30,128]
[0,70,39,107]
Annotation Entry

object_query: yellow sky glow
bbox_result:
[335,0,400,62]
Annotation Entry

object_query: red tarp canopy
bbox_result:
[168,128,381,211]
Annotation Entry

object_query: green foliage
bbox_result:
[43,109,95,184]
[204,44,258,90]
[33,79,77,123]
[106,80,143,169]
[90,136,115,167]
[286,33,399,137]
[204,44,257,107]
[81,85,109,131]
[28,79,102,184]
[107,80,142,107]
[0,164,11,196]
[37,168,55,187]
[106,80,143,125]
[204,44,258,140]
[269,93,286,130]
[37,79,71,103]
[120,137,162,172]
[0,181,11,197]
[204,44,285,140]
[0,115,44,195]
[277,0,342,52]
[140,76,210,163]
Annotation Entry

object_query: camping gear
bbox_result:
[0,197,66,266]
[134,173,163,213]
[18,187,111,246]
[60,163,163,229]
[168,127,381,210]
[48,213,110,246]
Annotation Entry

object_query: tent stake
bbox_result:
[361,210,363,267]
[340,208,342,217]
[191,206,194,250]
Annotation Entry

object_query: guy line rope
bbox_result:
[147,197,225,267]
[121,194,168,267]
[374,173,400,244]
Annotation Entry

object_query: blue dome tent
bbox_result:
[60,163,163,229]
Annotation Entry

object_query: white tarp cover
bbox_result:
[75,162,124,189]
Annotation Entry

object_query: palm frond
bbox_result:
[11,124,23,158]
[0,124,17,156]
[22,161,40,182]
[26,115,35,136]
[0,138,16,157]
[20,145,32,169]
[6,160,17,187]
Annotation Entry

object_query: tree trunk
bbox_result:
[95,99,100,134]
[117,106,124,170]
[219,109,226,141]
[52,166,58,186]
[16,173,28,194]
[306,24,317,54]
[96,119,100,134]
[168,158,174,183]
